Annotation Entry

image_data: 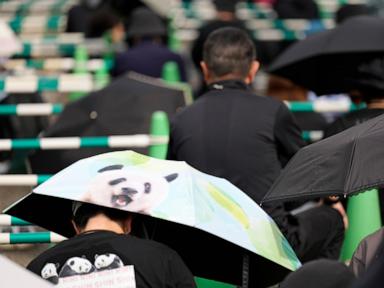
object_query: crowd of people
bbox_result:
[2,0,384,287]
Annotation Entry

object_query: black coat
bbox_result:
[167,80,347,263]
[167,80,304,203]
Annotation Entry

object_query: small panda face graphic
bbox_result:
[59,256,96,278]
[94,253,124,270]
[69,258,91,273]
[83,165,178,213]
[41,263,59,284]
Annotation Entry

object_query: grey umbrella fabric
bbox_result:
[268,16,384,95]
[262,113,384,203]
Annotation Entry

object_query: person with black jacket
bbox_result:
[167,27,346,263]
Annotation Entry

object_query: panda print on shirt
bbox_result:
[94,253,124,271]
[58,256,96,278]
[41,263,59,284]
[40,253,126,284]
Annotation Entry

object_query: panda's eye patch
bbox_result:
[144,182,151,193]
[98,165,123,173]
[109,178,127,186]
[69,260,74,266]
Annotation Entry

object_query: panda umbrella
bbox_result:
[4,150,301,287]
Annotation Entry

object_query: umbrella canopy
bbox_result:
[267,16,384,95]
[5,151,301,286]
[0,255,54,288]
[29,72,187,174]
[262,114,384,203]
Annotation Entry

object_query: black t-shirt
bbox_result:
[27,230,196,288]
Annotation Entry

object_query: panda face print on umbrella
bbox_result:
[4,150,301,286]
[83,164,178,213]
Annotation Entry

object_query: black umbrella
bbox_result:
[29,72,188,174]
[262,113,384,203]
[267,16,384,96]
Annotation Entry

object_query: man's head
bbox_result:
[201,27,259,84]
[72,202,132,235]
[125,7,166,45]
[213,0,238,21]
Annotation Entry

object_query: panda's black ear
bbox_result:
[98,165,124,173]
[165,173,178,182]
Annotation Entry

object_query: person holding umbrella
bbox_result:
[6,150,301,287]
[325,56,384,137]
[27,201,196,287]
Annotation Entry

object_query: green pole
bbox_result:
[69,45,88,101]
[10,232,51,244]
[11,216,31,226]
[148,111,169,159]
[73,45,88,74]
[162,61,181,83]
[102,30,115,71]
[94,62,110,90]
[168,16,181,52]
[195,277,235,288]
[340,188,382,261]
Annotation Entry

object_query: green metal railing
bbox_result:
[0,101,365,116]
[0,231,66,244]
[0,74,108,93]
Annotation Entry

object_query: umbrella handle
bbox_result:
[241,254,249,288]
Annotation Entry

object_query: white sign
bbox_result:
[58,266,136,288]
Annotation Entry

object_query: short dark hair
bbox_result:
[203,27,256,79]
[73,202,131,230]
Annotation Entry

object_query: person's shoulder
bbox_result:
[241,91,286,109]
[27,237,74,270]
[115,51,134,62]
[156,45,183,60]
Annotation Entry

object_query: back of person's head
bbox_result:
[203,27,256,80]
[279,259,355,288]
[336,4,374,24]
[214,0,238,13]
[72,202,131,230]
[348,56,384,101]
[86,7,122,38]
[81,0,105,10]
[335,4,374,24]
[125,7,166,40]
[274,0,320,19]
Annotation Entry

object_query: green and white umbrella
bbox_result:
[5,151,300,286]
